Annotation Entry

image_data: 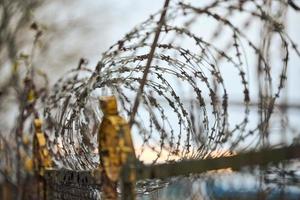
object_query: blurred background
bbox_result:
[0,0,163,83]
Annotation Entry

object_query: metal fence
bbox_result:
[44,170,100,200]
[42,145,300,200]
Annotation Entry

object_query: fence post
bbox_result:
[98,96,136,200]
[33,119,53,200]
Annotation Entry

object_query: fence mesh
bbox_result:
[44,170,100,200]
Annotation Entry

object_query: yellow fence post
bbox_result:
[98,96,136,200]
[33,119,53,200]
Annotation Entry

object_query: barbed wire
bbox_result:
[41,0,300,168]
[1,0,300,198]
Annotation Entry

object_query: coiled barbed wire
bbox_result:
[41,0,300,170]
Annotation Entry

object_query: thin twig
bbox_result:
[129,0,170,127]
